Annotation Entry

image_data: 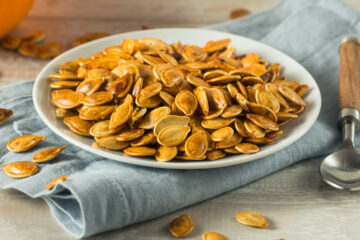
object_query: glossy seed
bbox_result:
[110,94,133,129]
[235,143,259,154]
[279,86,305,106]
[221,105,242,118]
[0,108,13,125]
[169,214,194,237]
[175,90,198,116]
[157,126,191,146]
[32,146,66,163]
[18,41,39,57]
[131,132,156,147]
[154,115,190,136]
[50,81,80,89]
[78,105,115,120]
[7,135,46,152]
[123,146,156,156]
[116,128,145,141]
[80,91,113,106]
[207,149,226,160]
[93,136,129,150]
[212,127,234,143]
[51,89,84,109]
[185,130,208,158]
[64,116,93,136]
[156,146,178,162]
[202,232,229,240]
[246,114,279,131]
[236,211,269,228]
[215,133,242,149]
[89,120,123,138]
[46,176,67,190]
[138,106,171,129]
[201,118,235,129]
[2,161,38,178]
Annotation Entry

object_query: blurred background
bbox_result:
[1,0,359,84]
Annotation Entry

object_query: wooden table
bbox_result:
[1,1,360,239]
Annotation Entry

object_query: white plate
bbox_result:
[33,28,321,169]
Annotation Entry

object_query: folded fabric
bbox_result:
[1,0,359,238]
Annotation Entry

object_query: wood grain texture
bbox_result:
[1,0,360,239]
[339,40,360,111]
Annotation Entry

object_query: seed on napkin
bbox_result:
[0,108,13,125]
[46,176,67,190]
[2,161,38,178]
[32,146,66,163]
[236,210,269,228]
[7,135,46,152]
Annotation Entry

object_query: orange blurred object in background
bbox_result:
[0,0,34,37]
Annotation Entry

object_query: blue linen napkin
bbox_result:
[1,0,359,238]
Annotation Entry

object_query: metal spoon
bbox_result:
[320,37,360,191]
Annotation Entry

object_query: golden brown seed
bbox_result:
[78,105,115,121]
[215,133,242,149]
[208,75,240,84]
[245,137,275,144]
[256,88,280,113]
[186,75,211,88]
[32,146,66,163]
[0,108,13,125]
[81,91,113,106]
[244,119,265,138]
[46,176,67,190]
[204,38,231,53]
[176,154,207,160]
[90,120,123,138]
[296,84,309,97]
[158,51,178,66]
[51,89,84,109]
[181,45,207,63]
[201,118,235,130]
[279,86,305,106]
[154,115,190,136]
[169,214,194,238]
[48,73,82,80]
[229,8,251,19]
[135,94,162,108]
[202,232,229,240]
[64,116,93,136]
[157,126,191,147]
[159,91,175,106]
[207,149,226,160]
[93,136,129,150]
[277,112,298,121]
[123,146,156,156]
[234,119,249,137]
[23,31,45,43]
[246,114,279,131]
[130,132,156,147]
[139,82,162,99]
[185,130,208,158]
[56,108,77,119]
[138,106,171,129]
[195,87,210,116]
[38,42,64,59]
[221,105,242,118]
[18,41,39,57]
[1,35,21,49]
[246,102,277,122]
[267,130,283,138]
[224,147,241,154]
[76,78,104,96]
[116,128,145,141]
[110,94,133,129]
[50,81,80,89]
[235,143,259,153]
[155,146,178,162]
[175,90,198,116]
[211,126,234,142]
[236,211,269,228]
[2,161,38,179]
[7,135,46,152]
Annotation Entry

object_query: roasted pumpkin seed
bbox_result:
[32,146,66,163]
[124,146,156,156]
[236,211,269,228]
[0,108,13,125]
[2,161,38,178]
[7,135,46,152]
[235,143,259,154]
[46,176,67,190]
[202,232,229,240]
[156,146,178,162]
[169,214,194,237]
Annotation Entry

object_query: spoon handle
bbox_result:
[339,37,360,111]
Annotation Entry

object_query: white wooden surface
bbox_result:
[1,0,360,239]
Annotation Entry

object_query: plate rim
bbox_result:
[33,27,322,169]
